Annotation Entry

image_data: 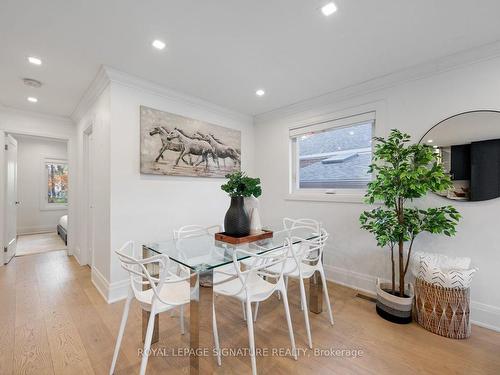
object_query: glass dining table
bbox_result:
[141,228,324,374]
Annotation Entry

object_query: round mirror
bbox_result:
[421,110,500,202]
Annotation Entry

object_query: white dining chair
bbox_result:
[257,218,333,349]
[173,224,222,239]
[173,224,251,323]
[110,241,191,375]
[212,241,298,375]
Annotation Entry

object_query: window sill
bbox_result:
[285,192,367,204]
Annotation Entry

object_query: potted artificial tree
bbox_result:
[360,129,460,324]
[221,171,262,237]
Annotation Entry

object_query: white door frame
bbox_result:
[83,124,94,268]
[0,128,73,265]
[3,134,18,264]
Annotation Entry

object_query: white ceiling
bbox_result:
[1,0,500,118]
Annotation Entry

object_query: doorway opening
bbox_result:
[3,133,69,262]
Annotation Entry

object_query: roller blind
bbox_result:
[289,111,376,138]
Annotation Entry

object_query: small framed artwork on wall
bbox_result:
[140,106,241,178]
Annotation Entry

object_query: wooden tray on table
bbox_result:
[215,230,273,244]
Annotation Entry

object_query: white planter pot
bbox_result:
[376,278,414,324]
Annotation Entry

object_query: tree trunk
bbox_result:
[397,197,405,297]
[398,240,405,296]
[390,246,395,294]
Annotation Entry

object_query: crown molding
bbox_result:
[71,65,252,125]
[103,66,252,124]
[70,66,111,123]
[255,39,500,125]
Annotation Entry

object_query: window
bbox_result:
[41,158,68,210]
[290,112,375,195]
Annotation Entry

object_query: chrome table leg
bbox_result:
[142,246,159,344]
[190,269,214,374]
[309,270,323,314]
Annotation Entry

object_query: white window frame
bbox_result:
[287,111,376,203]
[40,157,69,211]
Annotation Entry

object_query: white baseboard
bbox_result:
[108,278,129,303]
[90,267,129,304]
[72,246,82,265]
[91,267,109,302]
[323,264,500,332]
[17,225,56,235]
[470,301,500,332]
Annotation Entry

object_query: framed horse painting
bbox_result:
[140,106,241,177]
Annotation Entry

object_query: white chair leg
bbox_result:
[180,305,185,335]
[242,301,247,321]
[253,302,259,322]
[298,278,313,349]
[280,286,298,360]
[320,269,334,325]
[245,300,257,375]
[139,305,157,375]
[212,300,222,366]
[109,295,132,375]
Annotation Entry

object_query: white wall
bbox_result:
[254,56,500,331]
[72,69,254,302]
[107,79,254,298]
[15,135,68,234]
[74,84,111,284]
[0,106,76,264]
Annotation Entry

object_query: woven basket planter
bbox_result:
[414,277,471,339]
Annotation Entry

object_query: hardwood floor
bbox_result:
[16,233,66,256]
[1,250,499,375]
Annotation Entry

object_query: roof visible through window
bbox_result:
[297,122,372,189]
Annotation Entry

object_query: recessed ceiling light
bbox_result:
[321,2,338,16]
[349,131,354,135]
[427,139,433,143]
[28,56,42,65]
[27,96,38,103]
[152,39,166,50]
[255,89,265,97]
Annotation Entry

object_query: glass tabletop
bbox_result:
[143,227,318,272]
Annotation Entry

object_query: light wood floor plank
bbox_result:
[0,285,16,374]
[14,318,54,375]
[44,308,95,375]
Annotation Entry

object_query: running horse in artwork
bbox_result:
[166,128,216,169]
[149,126,192,164]
[197,132,240,168]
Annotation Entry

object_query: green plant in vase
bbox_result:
[359,129,460,323]
[221,171,262,198]
[221,171,262,237]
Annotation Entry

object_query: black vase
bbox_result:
[224,196,250,237]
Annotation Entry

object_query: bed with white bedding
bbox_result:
[57,215,68,245]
